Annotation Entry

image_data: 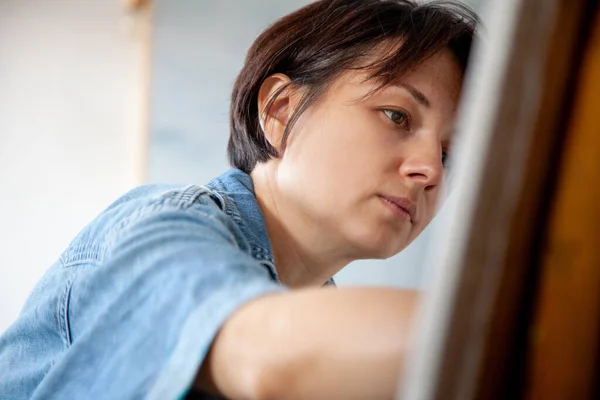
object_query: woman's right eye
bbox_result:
[383,109,410,129]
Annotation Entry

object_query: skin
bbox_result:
[252,49,462,288]
[196,48,463,400]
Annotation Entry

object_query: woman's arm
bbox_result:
[196,287,418,400]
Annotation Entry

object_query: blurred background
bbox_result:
[0,0,486,333]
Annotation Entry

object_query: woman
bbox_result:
[0,0,478,399]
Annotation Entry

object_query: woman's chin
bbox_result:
[344,229,409,260]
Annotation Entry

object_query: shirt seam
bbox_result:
[103,196,240,257]
[58,276,75,348]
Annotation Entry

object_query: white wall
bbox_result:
[0,0,148,333]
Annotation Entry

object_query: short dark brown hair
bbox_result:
[228,0,479,173]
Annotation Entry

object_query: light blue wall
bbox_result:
[148,0,484,288]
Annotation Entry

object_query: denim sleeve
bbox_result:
[31,199,286,400]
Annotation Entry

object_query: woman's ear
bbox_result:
[257,73,297,152]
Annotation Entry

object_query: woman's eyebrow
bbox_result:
[392,82,431,109]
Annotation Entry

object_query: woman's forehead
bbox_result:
[328,50,463,104]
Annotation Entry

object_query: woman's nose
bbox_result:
[398,141,444,192]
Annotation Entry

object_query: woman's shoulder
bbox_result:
[60,184,233,266]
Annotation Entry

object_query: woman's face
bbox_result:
[273,49,463,260]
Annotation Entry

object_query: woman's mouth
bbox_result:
[378,195,416,223]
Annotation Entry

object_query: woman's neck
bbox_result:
[250,164,349,288]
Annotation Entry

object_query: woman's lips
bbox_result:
[378,195,416,223]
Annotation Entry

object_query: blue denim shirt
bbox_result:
[0,169,333,399]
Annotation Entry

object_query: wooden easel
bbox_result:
[400,0,600,399]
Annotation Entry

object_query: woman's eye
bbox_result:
[383,109,409,127]
[442,148,450,169]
